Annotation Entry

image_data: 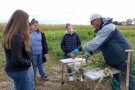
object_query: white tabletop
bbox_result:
[60,58,86,64]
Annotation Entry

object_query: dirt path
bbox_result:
[35,55,114,90]
[0,54,125,90]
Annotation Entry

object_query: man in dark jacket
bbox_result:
[69,14,135,90]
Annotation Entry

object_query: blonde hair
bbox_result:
[3,9,31,51]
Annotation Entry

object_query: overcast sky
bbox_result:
[0,0,135,24]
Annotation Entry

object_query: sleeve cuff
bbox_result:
[89,51,93,55]
[78,47,82,51]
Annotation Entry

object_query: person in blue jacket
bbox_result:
[61,23,82,81]
[69,13,135,90]
[30,19,48,81]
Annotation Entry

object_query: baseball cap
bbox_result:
[89,13,102,22]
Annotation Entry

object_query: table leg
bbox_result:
[61,64,64,85]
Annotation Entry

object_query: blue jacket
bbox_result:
[82,18,131,66]
[30,31,48,63]
[61,32,81,56]
[30,31,42,54]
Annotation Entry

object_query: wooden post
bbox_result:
[125,49,134,90]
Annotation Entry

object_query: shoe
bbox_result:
[77,76,83,82]
[68,76,74,81]
[42,76,49,81]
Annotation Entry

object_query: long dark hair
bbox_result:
[3,9,31,51]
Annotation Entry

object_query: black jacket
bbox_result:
[41,32,48,63]
[61,32,81,56]
[5,33,31,72]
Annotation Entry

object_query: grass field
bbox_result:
[0,24,135,73]
[0,24,135,89]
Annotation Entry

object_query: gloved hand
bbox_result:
[71,49,79,55]
[83,51,92,58]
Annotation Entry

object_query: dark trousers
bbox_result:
[64,55,73,76]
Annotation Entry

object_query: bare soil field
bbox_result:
[0,54,127,90]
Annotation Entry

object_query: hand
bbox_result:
[44,54,48,62]
[68,53,76,58]
[83,51,91,58]
[71,49,79,55]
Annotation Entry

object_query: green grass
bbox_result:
[0,23,5,32]
[42,25,135,75]
[0,24,135,75]
[0,57,5,68]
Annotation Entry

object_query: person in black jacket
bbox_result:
[61,23,82,81]
[2,9,35,90]
[30,19,49,81]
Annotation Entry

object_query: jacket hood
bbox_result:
[102,18,113,26]
[64,30,75,35]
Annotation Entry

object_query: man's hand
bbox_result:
[83,51,92,59]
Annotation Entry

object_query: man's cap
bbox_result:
[89,13,102,22]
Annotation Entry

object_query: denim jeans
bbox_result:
[6,67,35,90]
[113,63,135,90]
[67,65,73,76]
[33,54,47,79]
